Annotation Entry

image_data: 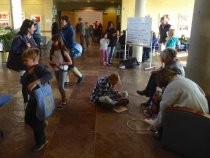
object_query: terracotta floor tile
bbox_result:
[0,42,186,157]
[44,131,95,158]
[56,112,95,133]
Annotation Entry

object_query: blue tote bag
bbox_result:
[34,83,55,121]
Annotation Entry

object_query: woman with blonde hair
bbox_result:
[166,29,180,49]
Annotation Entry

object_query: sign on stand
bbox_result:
[127,17,152,47]
[126,17,155,70]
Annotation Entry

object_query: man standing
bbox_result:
[76,18,85,53]
[60,16,84,84]
[159,15,171,50]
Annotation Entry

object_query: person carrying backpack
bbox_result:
[60,15,84,85]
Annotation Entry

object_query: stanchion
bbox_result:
[144,32,156,71]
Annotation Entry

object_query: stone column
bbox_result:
[132,0,147,62]
[10,0,22,29]
[186,0,210,98]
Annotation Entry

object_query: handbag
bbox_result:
[7,52,25,71]
[7,35,27,71]
[34,83,55,121]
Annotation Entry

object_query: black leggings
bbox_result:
[25,97,46,145]
[145,73,158,102]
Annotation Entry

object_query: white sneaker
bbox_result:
[144,118,155,126]
[119,65,125,69]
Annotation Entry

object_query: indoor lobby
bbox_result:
[0,0,210,158]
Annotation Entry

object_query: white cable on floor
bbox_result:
[126,119,151,131]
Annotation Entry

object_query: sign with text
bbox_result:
[127,17,152,47]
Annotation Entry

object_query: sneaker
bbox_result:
[115,98,129,107]
[32,140,48,152]
[77,76,84,84]
[136,90,149,96]
[103,62,107,66]
[57,104,64,110]
[144,118,155,126]
[44,120,48,127]
[119,65,125,69]
[143,109,153,118]
[140,102,150,110]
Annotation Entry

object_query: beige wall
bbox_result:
[121,0,135,31]
[22,0,53,39]
[0,0,11,27]
[0,0,194,38]
[61,7,117,33]
[121,0,194,37]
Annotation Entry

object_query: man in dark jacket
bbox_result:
[60,16,84,84]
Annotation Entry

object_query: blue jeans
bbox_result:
[108,46,115,63]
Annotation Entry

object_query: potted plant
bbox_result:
[0,27,16,63]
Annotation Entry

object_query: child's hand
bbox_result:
[26,43,31,48]
[49,61,56,67]
[116,91,122,98]
[28,67,35,74]
[27,80,40,92]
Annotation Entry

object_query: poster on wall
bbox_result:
[0,12,9,21]
[177,13,192,37]
[31,15,41,22]
[0,21,9,28]
[22,12,25,21]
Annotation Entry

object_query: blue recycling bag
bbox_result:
[34,83,55,121]
[71,43,83,57]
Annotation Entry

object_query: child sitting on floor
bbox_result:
[90,73,129,109]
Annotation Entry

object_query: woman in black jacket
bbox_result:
[106,21,117,64]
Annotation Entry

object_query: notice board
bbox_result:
[127,17,152,47]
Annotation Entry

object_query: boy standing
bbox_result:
[21,48,52,151]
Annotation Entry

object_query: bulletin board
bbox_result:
[127,17,152,47]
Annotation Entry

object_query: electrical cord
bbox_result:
[126,119,151,131]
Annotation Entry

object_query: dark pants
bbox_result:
[25,97,46,146]
[22,86,28,103]
[79,35,85,52]
[142,47,151,62]
[144,72,158,102]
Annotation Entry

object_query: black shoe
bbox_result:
[32,140,48,152]
[140,101,150,110]
[115,98,129,107]
[77,76,84,84]
[136,90,149,96]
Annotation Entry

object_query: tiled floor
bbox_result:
[0,43,186,158]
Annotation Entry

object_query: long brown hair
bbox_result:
[50,34,69,60]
